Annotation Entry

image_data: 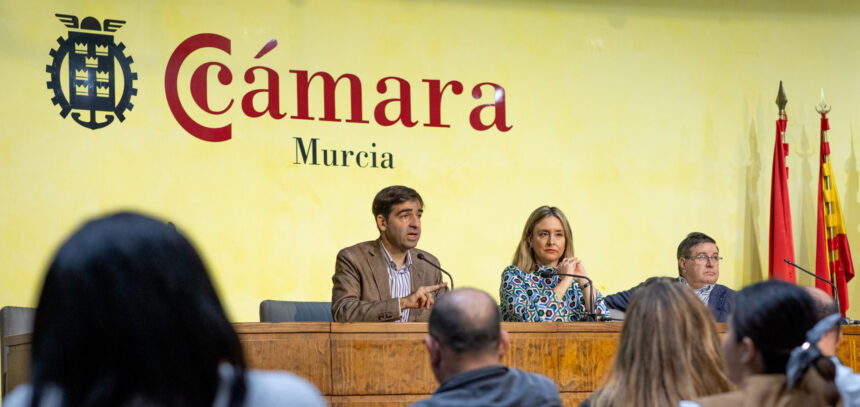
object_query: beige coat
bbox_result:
[693,371,842,407]
[331,239,444,322]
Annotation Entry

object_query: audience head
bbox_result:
[590,277,733,407]
[512,206,574,271]
[725,280,819,382]
[425,288,509,383]
[372,185,424,252]
[723,280,842,405]
[29,212,246,407]
[803,286,841,356]
[676,232,720,289]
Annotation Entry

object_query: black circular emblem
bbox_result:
[46,14,138,130]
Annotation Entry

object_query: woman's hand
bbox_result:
[559,257,588,280]
[557,257,593,312]
[553,258,578,299]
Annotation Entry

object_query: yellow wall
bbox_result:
[2,0,860,321]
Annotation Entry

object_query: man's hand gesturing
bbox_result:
[400,283,448,310]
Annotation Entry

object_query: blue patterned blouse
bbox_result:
[500,264,608,322]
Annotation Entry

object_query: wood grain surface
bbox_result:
[7,324,860,407]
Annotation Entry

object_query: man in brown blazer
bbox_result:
[332,186,447,322]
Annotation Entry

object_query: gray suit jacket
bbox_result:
[331,239,443,322]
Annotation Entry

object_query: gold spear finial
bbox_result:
[776,81,788,110]
[816,88,831,114]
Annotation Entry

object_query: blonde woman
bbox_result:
[499,206,607,322]
[583,277,734,406]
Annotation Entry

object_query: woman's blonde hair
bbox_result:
[589,277,734,406]
[511,206,574,272]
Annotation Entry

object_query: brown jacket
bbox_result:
[331,239,444,322]
[693,372,842,407]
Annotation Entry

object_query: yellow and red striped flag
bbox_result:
[815,91,855,316]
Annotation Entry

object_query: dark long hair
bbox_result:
[730,280,839,405]
[28,212,246,407]
[731,280,817,373]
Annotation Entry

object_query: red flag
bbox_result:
[769,83,796,282]
[815,107,855,316]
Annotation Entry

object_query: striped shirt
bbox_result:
[380,242,413,322]
[678,276,714,306]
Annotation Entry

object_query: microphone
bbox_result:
[537,269,600,321]
[783,258,856,325]
[783,258,836,289]
[417,253,454,291]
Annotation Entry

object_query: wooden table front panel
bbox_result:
[503,331,560,380]
[331,331,436,395]
[329,395,426,407]
[235,323,332,395]
[838,329,859,370]
[501,323,621,393]
[7,323,860,407]
[556,332,619,391]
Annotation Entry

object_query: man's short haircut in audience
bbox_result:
[676,232,717,274]
[812,291,840,320]
[372,185,424,219]
[428,288,500,355]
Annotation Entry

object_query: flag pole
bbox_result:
[816,89,843,314]
[769,81,796,282]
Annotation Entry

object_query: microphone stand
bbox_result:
[417,253,454,291]
[783,258,852,325]
[539,270,601,321]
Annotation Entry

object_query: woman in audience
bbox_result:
[686,280,842,406]
[500,206,607,322]
[3,212,325,407]
[583,277,733,406]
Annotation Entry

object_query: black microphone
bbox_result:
[783,258,856,325]
[417,253,454,291]
[537,269,600,321]
[783,258,837,289]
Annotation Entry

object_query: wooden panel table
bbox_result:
[234,323,860,406]
[238,322,332,395]
[7,323,860,406]
[234,322,626,405]
[4,332,32,399]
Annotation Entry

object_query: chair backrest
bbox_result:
[1,306,36,397]
[259,300,333,322]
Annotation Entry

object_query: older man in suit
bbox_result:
[605,232,734,322]
[332,186,447,322]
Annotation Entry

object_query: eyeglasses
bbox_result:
[689,255,722,264]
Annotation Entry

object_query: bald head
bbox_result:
[803,286,841,356]
[428,288,501,355]
[804,287,839,321]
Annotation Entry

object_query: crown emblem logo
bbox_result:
[74,83,90,95]
[47,14,137,130]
